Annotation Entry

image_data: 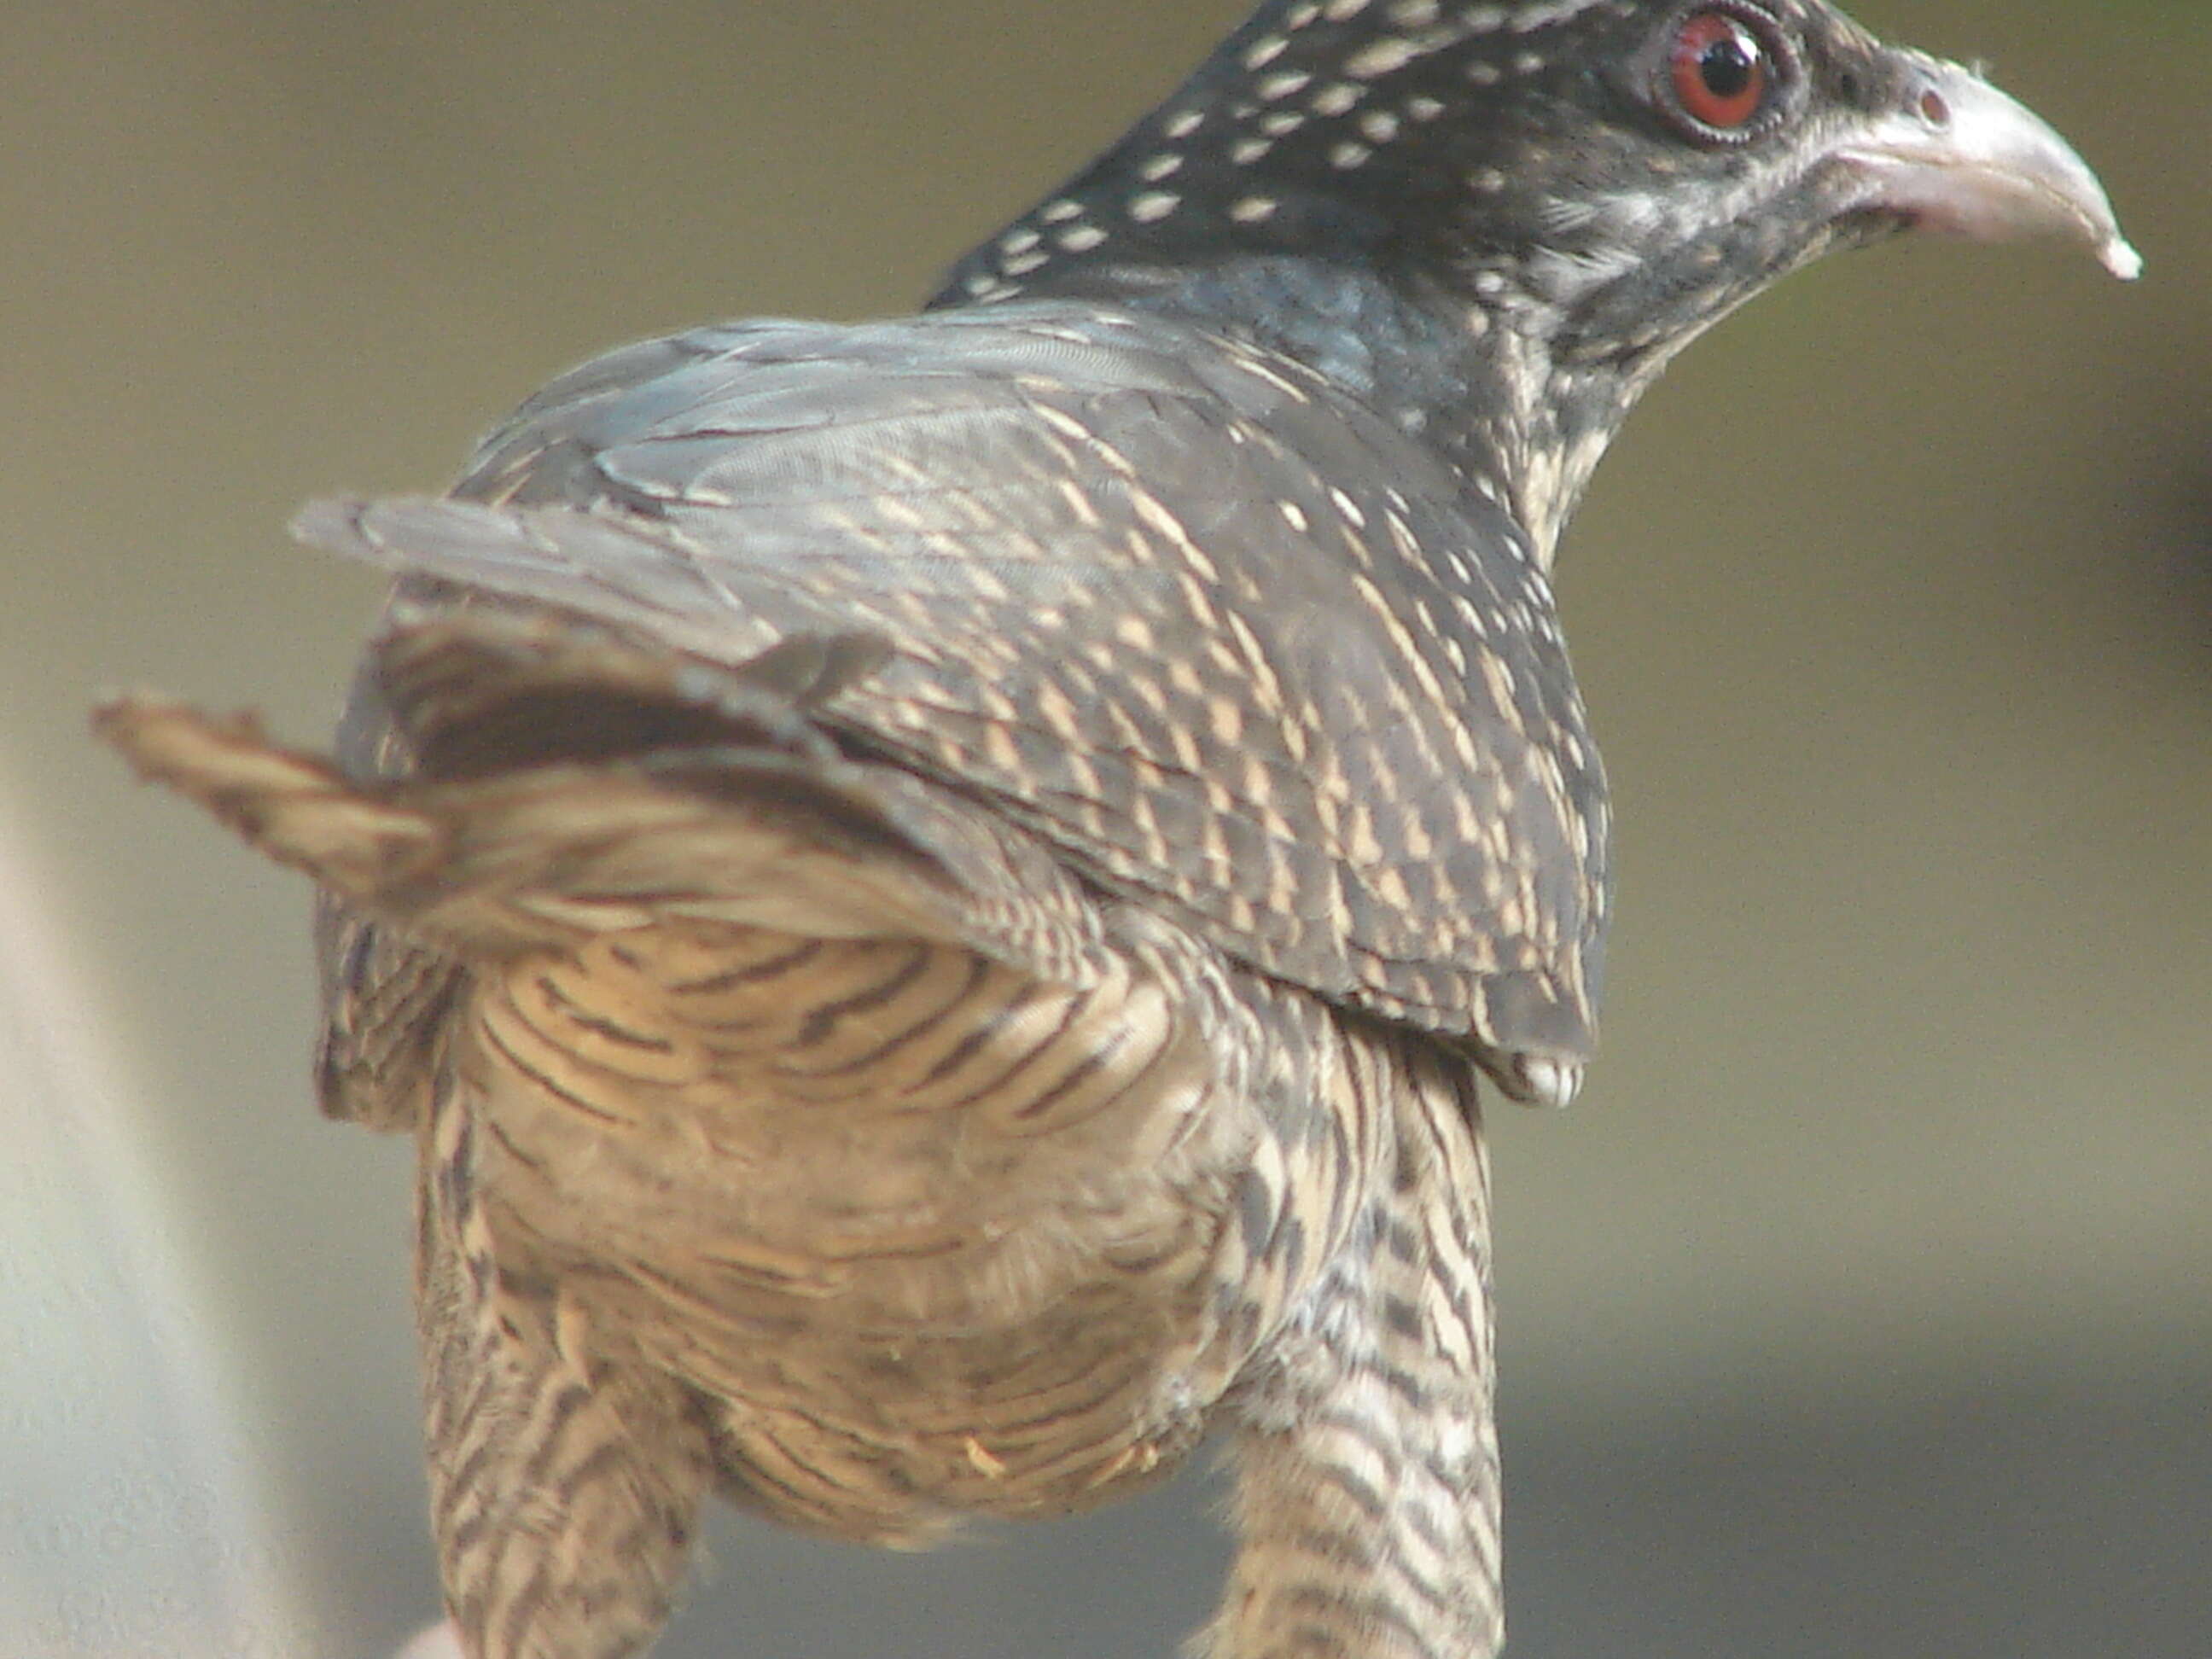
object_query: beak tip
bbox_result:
[2098,234,2145,282]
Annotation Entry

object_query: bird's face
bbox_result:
[1411,0,2139,364]
[953,0,2134,361]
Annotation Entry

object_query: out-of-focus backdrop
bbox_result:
[4,3,2205,1655]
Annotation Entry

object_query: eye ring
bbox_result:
[1656,5,1794,142]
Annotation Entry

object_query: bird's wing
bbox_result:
[300,302,1608,1097]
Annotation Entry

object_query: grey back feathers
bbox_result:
[303,306,1610,1094]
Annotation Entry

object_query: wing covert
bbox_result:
[300,303,1610,1076]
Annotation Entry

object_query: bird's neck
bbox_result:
[994,253,1647,572]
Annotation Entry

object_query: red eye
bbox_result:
[1668,9,1773,134]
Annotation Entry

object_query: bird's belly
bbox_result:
[457,919,1253,1535]
[685,1291,1213,1539]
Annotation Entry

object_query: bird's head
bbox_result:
[939,0,2137,556]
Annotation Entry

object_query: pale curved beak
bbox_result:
[1836,55,2142,281]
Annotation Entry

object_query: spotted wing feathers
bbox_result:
[295,305,1608,1087]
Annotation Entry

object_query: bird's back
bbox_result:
[102,302,1534,1562]
[311,305,1610,1101]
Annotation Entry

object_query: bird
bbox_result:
[96,2,2136,1656]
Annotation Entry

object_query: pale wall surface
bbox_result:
[5,3,2205,1655]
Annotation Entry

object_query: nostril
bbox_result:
[1918,87,1952,126]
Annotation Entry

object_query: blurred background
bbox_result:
[3,2,2205,1655]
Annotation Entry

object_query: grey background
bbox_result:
[3,2,2205,1655]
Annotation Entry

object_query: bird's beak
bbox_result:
[1833,55,2141,281]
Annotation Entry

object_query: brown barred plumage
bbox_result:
[101,662,1495,1656]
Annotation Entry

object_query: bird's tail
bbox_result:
[94,608,1103,982]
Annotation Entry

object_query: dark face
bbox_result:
[950,0,2134,374]
[1414,1,1913,353]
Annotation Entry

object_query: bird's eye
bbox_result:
[1664,9,1780,137]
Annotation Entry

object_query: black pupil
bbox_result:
[1700,34,1757,100]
